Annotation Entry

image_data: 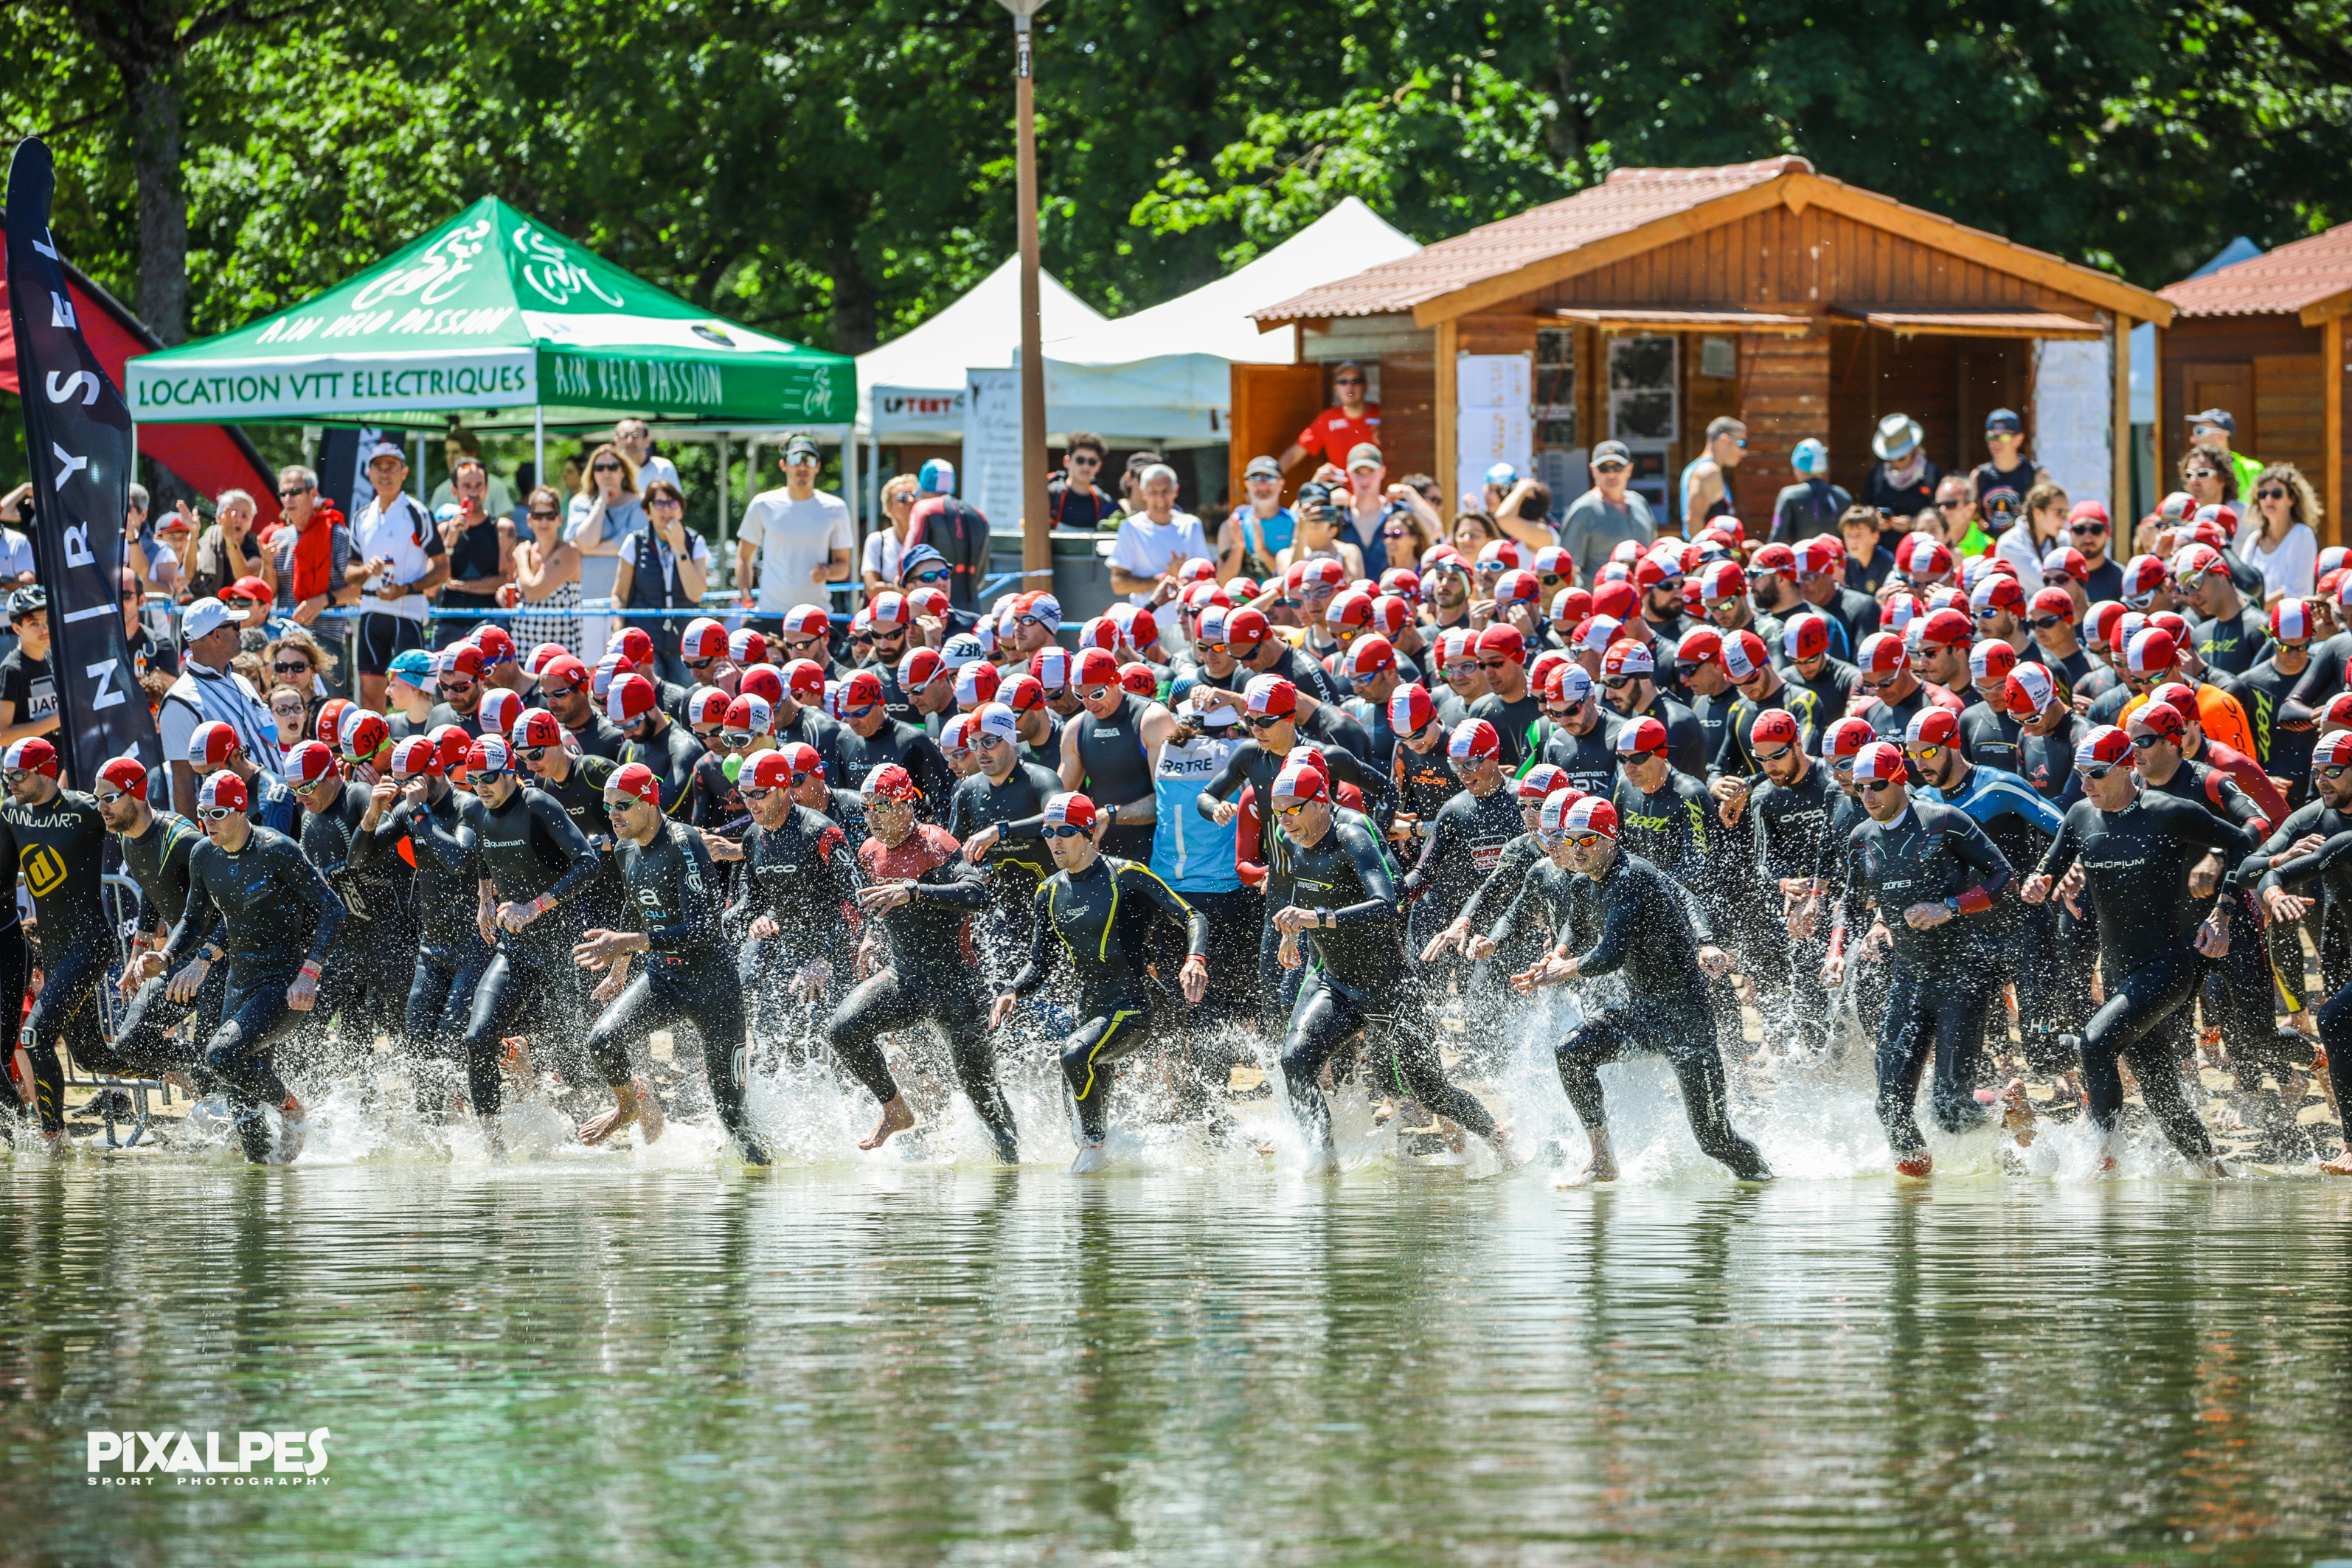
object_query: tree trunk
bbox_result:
[129,64,187,347]
[828,234,876,356]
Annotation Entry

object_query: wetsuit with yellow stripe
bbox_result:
[1005,855,1209,1142]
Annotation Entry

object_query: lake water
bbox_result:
[9,1151,2352,1568]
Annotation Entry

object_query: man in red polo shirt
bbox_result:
[1280,362,1381,474]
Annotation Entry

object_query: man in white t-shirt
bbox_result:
[616,418,681,493]
[1109,465,1210,606]
[735,434,853,631]
[345,440,449,710]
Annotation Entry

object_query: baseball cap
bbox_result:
[1243,454,1283,480]
[1591,440,1631,467]
[2186,408,2235,434]
[1984,407,2023,434]
[1346,443,1384,469]
[178,597,236,643]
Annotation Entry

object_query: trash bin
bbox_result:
[1050,529,1118,627]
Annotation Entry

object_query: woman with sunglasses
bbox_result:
[566,444,647,656]
[862,475,922,599]
[2243,464,2320,603]
[2179,443,2238,513]
[266,683,312,752]
[609,479,710,687]
[513,485,584,656]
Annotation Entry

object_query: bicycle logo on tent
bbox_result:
[350,219,495,312]
[513,225,624,310]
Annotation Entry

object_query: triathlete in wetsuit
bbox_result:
[1726,709,1845,1055]
[351,732,491,1103]
[157,770,346,1162]
[285,740,415,1047]
[1061,648,1172,863]
[823,763,1019,1161]
[992,792,1210,1172]
[1266,761,1513,1172]
[729,749,860,1066]
[1397,718,1524,1050]
[608,673,708,822]
[2252,733,2352,1172]
[1530,665,1620,796]
[2023,725,2254,1171]
[92,757,214,1082]
[0,738,111,1140]
[458,736,605,1119]
[572,761,769,1163]
[1829,741,2016,1176]
[1518,794,1772,1184]
[948,701,1068,967]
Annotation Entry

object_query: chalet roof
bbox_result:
[2160,223,2352,321]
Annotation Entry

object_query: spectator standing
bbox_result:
[1968,408,2046,538]
[1045,432,1120,530]
[185,488,277,605]
[429,426,516,516]
[2243,464,2320,603]
[434,456,516,643]
[2181,443,2238,508]
[1277,484,1364,581]
[1839,504,1896,597]
[612,479,710,685]
[512,485,584,656]
[863,473,920,597]
[568,442,649,655]
[346,440,449,712]
[0,586,58,746]
[903,457,991,617]
[1677,416,1746,538]
[122,565,176,702]
[121,481,179,598]
[1220,456,1294,581]
[267,465,358,630]
[1558,440,1656,585]
[1932,474,1991,561]
[1109,464,1210,606]
[150,504,194,599]
[2187,409,2264,501]
[1280,362,1381,475]
[1770,438,1850,546]
[735,434,854,633]
[1863,414,1941,537]
[1339,443,1393,579]
[614,418,681,494]
[1488,473,1558,549]
[158,597,282,812]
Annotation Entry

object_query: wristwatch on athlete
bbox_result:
[1943,895,1960,917]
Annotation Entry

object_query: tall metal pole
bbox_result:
[1007,1,1052,578]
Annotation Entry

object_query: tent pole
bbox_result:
[534,406,546,497]
[413,431,426,499]
[839,425,859,553]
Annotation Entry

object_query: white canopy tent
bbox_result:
[855,259,1107,443]
[1038,198,1421,447]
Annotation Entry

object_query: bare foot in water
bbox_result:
[1488,1123,1528,1172]
[2322,1149,2352,1176]
[580,1081,642,1146]
[632,1077,664,1145]
[859,1095,915,1151]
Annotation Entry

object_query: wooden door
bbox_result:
[1230,362,1330,504]
[2173,362,2253,480]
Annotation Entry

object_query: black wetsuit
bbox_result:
[458,785,603,1112]
[160,827,346,1160]
[946,760,1066,967]
[2033,788,2259,1159]
[620,718,708,822]
[729,805,860,1063]
[92,810,215,1083]
[297,781,417,1046]
[564,710,631,763]
[1744,761,1845,1052]
[1071,693,1162,861]
[1536,712,1621,797]
[1836,799,2013,1156]
[1717,683,1824,780]
[823,825,1018,1161]
[774,704,849,784]
[2261,828,2352,1122]
[0,788,111,1134]
[589,819,767,1162]
[2236,653,2317,805]
[1551,849,1772,1179]
[1275,819,1496,1154]
[352,785,491,1095]
[1401,783,1527,1046]
[1005,856,1209,1142]
[1468,689,1544,771]
[1783,656,1860,729]
[838,718,956,822]
[1613,690,1708,779]
[1957,702,2025,775]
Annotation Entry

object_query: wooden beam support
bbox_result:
[1435,318,1459,505]
[2328,314,2345,548]
[2149,321,2165,496]
[2112,313,2133,517]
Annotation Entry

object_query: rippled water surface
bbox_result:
[7,1157,2352,1568]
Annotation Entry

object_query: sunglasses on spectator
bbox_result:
[529,508,562,521]
[1043,823,1092,839]
[2184,468,2216,481]
[1859,779,1898,795]
[906,569,951,586]
[648,497,682,510]
[274,660,311,675]
[592,461,622,473]
[1068,454,1100,467]
[2258,486,2288,501]
[1936,500,1968,512]
[1382,526,1412,538]
[277,486,311,499]
[1333,376,1365,387]
[1593,460,1630,473]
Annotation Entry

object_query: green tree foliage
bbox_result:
[3,0,2350,365]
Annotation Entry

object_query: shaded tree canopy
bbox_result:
[4,0,2349,360]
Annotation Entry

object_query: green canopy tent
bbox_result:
[124,196,857,513]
